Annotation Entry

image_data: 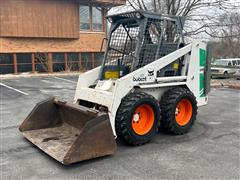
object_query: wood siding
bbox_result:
[0,32,106,53]
[96,0,125,5]
[79,0,125,6]
[0,0,126,53]
[0,0,79,38]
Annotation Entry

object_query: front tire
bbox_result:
[115,92,160,145]
[160,87,197,135]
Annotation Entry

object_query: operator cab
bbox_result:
[100,10,185,80]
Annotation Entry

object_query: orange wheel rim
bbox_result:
[132,104,155,135]
[175,99,193,126]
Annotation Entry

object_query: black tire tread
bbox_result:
[160,87,197,135]
[116,92,160,146]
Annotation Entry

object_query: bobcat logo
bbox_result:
[148,69,154,76]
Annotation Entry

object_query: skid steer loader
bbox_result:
[19,11,211,165]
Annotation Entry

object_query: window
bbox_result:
[0,54,14,74]
[94,52,104,67]
[237,60,240,65]
[92,7,103,31]
[80,6,103,31]
[52,53,65,72]
[68,53,80,71]
[81,53,92,70]
[17,54,32,73]
[80,6,91,30]
[214,60,228,66]
[232,60,237,66]
[35,53,48,73]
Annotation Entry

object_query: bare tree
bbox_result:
[126,0,240,38]
[210,12,240,58]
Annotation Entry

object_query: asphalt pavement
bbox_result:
[0,76,239,180]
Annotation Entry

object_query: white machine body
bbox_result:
[74,40,208,136]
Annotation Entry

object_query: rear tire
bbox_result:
[160,87,197,135]
[116,92,160,145]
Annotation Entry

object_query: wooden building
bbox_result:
[0,0,125,74]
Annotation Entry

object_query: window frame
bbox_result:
[79,5,104,32]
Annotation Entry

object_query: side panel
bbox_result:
[186,41,208,106]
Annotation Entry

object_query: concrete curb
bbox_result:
[0,72,83,79]
[1,73,240,90]
[211,84,240,90]
[224,84,240,89]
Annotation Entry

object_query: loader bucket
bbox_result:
[19,98,117,165]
